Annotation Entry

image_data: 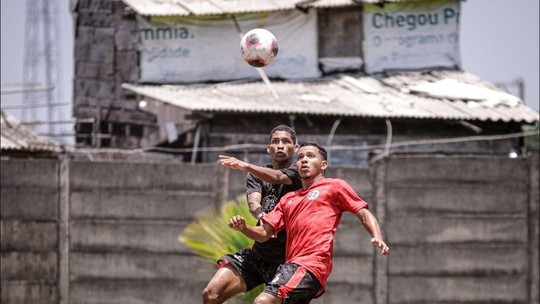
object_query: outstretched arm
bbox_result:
[219,155,293,185]
[355,208,390,255]
[228,215,276,243]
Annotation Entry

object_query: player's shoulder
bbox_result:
[322,178,353,189]
[281,187,300,199]
[322,177,346,184]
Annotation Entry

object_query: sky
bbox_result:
[1,0,539,144]
[460,0,539,111]
[1,0,74,143]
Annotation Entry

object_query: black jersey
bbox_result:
[246,164,302,263]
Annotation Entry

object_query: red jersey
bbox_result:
[262,178,368,289]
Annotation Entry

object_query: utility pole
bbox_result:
[495,78,526,102]
[22,0,62,135]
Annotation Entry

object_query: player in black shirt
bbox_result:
[203,125,302,304]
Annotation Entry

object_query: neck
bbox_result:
[302,174,325,189]
[273,159,291,170]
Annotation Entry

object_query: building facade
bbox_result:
[72,0,539,164]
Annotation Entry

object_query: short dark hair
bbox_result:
[298,142,327,160]
[269,125,296,143]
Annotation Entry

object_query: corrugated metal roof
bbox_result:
[122,71,539,124]
[1,110,63,153]
[121,0,407,16]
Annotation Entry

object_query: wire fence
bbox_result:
[65,130,539,155]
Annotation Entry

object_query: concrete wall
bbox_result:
[1,160,60,303]
[381,156,538,304]
[1,155,538,304]
[67,161,225,303]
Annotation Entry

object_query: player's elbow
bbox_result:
[275,173,292,185]
[356,208,372,224]
[255,225,275,242]
[253,231,272,243]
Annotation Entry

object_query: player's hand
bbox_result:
[371,237,390,255]
[228,215,247,231]
[219,155,248,170]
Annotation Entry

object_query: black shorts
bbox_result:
[217,247,281,291]
[264,263,323,304]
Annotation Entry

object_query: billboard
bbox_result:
[138,10,320,83]
[363,0,461,73]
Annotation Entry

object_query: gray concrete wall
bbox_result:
[67,160,224,303]
[1,160,60,303]
[381,156,538,304]
[1,155,538,304]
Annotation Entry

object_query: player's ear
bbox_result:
[267,145,271,154]
[321,159,328,171]
[294,144,298,152]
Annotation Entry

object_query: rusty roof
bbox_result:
[122,70,539,124]
[121,0,407,16]
[1,110,63,153]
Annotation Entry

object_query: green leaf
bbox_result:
[179,195,263,303]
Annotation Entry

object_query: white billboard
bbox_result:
[363,0,461,73]
[138,11,320,83]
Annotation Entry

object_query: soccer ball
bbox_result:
[240,28,279,68]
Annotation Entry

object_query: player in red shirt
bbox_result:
[228,142,389,303]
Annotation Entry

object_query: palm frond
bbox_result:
[179,195,256,260]
[178,195,263,303]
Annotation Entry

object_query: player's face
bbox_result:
[267,130,296,162]
[296,145,328,179]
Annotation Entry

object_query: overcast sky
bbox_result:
[1,0,539,115]
[460,0,539,111]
